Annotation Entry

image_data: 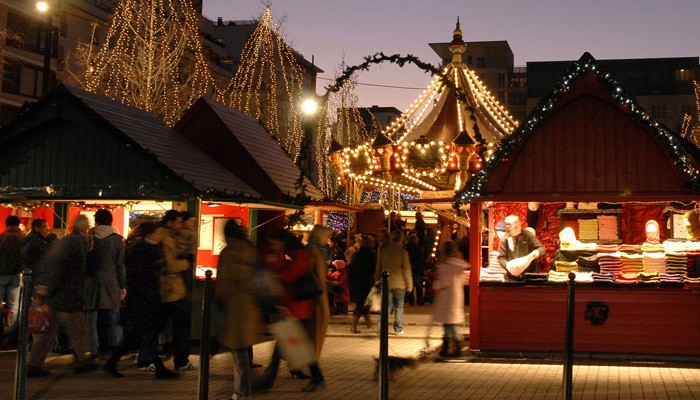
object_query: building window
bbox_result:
[498,73,506,87]
[511,77,526,88]
[476,57,485,67]
[651,105,667,118]
[2,62,45,98]
[466,56,472,65]
[676,69,695,82]
[0,104,20,127]
[681,104,694,115]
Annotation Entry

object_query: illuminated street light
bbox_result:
[302,98,318,116]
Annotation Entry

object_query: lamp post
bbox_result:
[298,97,319,178]
[36,0,53,95]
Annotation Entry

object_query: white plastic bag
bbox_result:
[365,284,382,313]
[505,252,536,277]
[269,317,316,369]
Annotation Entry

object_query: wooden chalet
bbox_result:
[465,53,700,357]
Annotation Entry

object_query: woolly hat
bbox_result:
[332,259,346,270]
[495,220,507,232]
[644,220,660,244]
[683,210,700,240]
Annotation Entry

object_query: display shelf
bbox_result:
[558,208,622,243]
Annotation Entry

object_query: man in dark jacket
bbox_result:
[497,215,545,279]
[27,215,99,377]
[0,215,24,333]
[22,219,52,279]
[86,209,126,367]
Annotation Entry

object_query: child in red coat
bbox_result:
[327,260,349,315]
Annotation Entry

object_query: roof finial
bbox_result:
[449,16,466,63]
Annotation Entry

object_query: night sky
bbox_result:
[204,0,700,111]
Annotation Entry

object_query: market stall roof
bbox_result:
[459,53,700,204]
[175,97,324,203]
[0,85,260,201]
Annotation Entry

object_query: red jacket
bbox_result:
[269,248,314,320]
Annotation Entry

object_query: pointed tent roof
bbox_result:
[386,21,518,146]
[459,53,700,203]
[175,97,324,202]
[0,85,259,201]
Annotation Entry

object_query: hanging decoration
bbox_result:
[401,136,449,177]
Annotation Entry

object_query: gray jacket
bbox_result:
[88,225,126,310]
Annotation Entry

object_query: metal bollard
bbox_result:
[379,271,389,400]
[197,270,213,400]
[14,269,32,400]
[562,272,576,400]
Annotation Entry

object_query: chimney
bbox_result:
[217,17,223,26]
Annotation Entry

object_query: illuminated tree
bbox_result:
[224,7,305,161]
[682,80,700,147]
[315,68,373,196]
[83,0,215,126]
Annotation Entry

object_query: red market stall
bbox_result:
[463,53,700,357]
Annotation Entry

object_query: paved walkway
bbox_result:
[1,305,699,399]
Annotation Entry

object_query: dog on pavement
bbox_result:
[372,356,419,381]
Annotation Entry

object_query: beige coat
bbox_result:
[374,241,413,290]
[158,227,189,303]
[307,244,330,357]
[215,238,266,350]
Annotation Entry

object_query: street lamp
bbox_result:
[36,0,53,95]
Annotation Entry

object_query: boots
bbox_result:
[449,338,462,357]
[351,315,360,333]
[154,357,179,379]
[364,313,373,329]
[439,337,451,357]
[103,352,125,378]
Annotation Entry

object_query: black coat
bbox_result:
[347,245,376,304]
[21,231,50,283]
[46,232,90,312]
[124,238,166,329]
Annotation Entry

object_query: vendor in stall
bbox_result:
[497,215,545,279]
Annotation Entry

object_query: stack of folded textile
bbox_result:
[578,219,598,241]
[480,252,507,282]
[547,270,570,283]
[554,260,578,273]
[597,215,619,240]
[573,271,594,283]
[577,253,600,273]
[620,253,644,274]
[592,272,616,283]
[598,252,623,274]
[638,272,661,284]
[597,243,620,253]
[660,273,684,284]
[642,251,666,273]
[615,272,638,284]
[524,273,548,284]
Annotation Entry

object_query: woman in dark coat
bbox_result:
[103,222,178,379]
[405,233,427,306]
[347,235,376,333]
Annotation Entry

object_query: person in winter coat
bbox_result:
[0,215,24,333]
[158,210,193,370]
[327,259,349,315]
[347,235,376,333]
[299,224,332,392]
[256,228,326,392]
[27,215,99,377]
[103,222,178,379]
[86,209,126,374]
[216,219,267,400]
[374,229,413,335]
[405,233,427,306]
[432,240,469,357]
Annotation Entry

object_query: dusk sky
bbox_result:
[203,1,700,112]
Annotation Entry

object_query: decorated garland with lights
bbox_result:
[401,140,448,176]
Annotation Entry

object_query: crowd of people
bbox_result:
[0,209,471,400]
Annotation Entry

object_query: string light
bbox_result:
[224,8,305,162]
[430,229,442,259]
[84,0,215,127]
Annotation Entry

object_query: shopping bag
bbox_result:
[365,283,382,313]
[269,317,316,369]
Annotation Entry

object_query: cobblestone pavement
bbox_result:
[1,305,699,399]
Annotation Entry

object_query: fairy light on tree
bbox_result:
[316,67,374,196]
[225,7,305,161]
[681,80,700,147]
[82,0,215,126]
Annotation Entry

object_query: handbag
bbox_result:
[269,317,316,369]
[292,273,322,300]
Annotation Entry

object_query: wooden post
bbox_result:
[563,272,576,399]
[379,271,389,400]
[197,270,213,400]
